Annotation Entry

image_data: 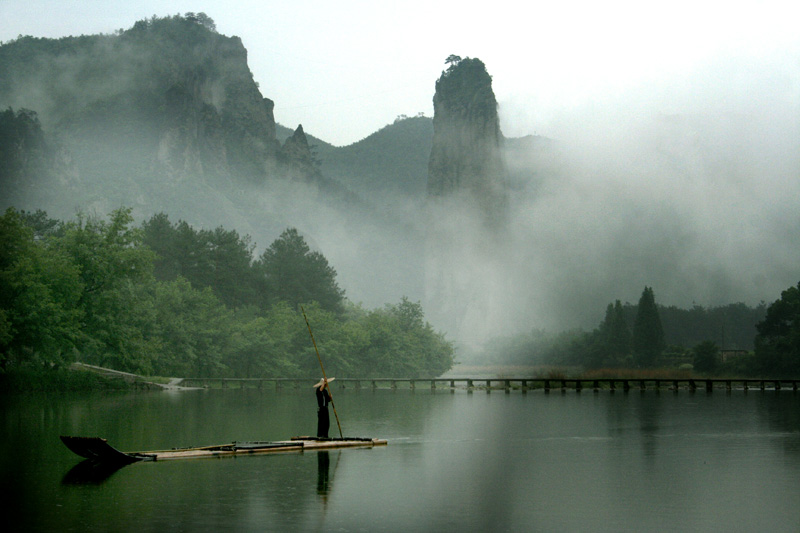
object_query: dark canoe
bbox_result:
[60,435,387,464]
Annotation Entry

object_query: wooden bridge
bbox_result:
[176,377,800,393]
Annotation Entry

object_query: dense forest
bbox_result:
[0,207,454,380]
[2,205,797,382]
[484,284,800,377]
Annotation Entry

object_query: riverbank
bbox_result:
[0,365,132,393]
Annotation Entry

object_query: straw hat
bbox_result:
[312,377,335,389]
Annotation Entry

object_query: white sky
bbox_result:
[1,0,798,146]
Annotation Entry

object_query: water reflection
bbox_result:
[7,389,800,531]
[316,451,330,497]
[61,459,126,485]
[758,394,800,457]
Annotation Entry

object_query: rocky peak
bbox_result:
[427,56,507,226]
[280,124,321,181]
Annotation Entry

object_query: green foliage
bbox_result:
[591,300,632,368]
[484,291,765,373]
[229,302,301,378]
[256,227,345,314]
[0,108,48,185]
[655,302,764,350]
[445,55,462,66]
[754,281,800,377]
[0,208,453,382]
[312,116,433,200]
[142,213,259,309]
[692,340,719,374]
[632,286,665,367]
[718,351,758,376]
[435,56,496,117]
[51,208,157,372]
[303,299,454,379]
[148,279,234,377]
[0,208,83,369]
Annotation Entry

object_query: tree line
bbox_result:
[486,285,798,377]
[0,207,454,380]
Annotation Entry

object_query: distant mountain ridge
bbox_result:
[277,118,554,208]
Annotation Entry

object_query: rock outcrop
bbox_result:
[427,56,507,226]
[0,15,283,189]
[424,56,511,345]
[280,124,319,180]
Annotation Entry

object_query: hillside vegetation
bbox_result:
[0,208,454,381]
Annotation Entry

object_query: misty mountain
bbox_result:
[1,16,367,221]
[2,14,797,348]
[277,117,557,211]
[278,115,432,206]
[0,15,439,312]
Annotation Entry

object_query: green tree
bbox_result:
[202,226,257,309]
[54,208,156,370]
[294,303,355,377]
[142,212,182,281]
[445,54,462,68]
[142,214,259,310]
[632,286,665,367]
[0,108,48,188]
[345,298,453,378]
[18,209,61,239]
[149,278,233,377]
[0,208,83,369]
[754,282,800,376]
[598,299,631,367]
[256,228,345,314]
[692,340,719,374]
[227,302,300,378]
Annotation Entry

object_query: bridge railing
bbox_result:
[175,377,799,392]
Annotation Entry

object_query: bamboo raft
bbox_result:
[60,435,387,464]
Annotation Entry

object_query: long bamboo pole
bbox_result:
[301,306,343,439]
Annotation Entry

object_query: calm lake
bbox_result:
[3,385,800,532]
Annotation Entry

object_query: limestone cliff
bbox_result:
[0,14,282,189]
[427,57,507,226]
[424,57,511,344]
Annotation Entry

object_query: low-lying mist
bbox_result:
[236,100,799,358]
[441,106,800,349]
[4,28,797,357]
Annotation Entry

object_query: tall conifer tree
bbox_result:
[632,286,664,367]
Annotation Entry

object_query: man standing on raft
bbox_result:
[313,377,334,439]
